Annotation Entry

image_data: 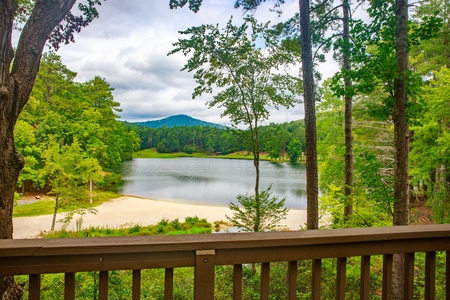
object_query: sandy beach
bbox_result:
[13,196,307,239]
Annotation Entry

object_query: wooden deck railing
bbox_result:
[1,224,450,299]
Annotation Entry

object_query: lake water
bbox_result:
[119,158,307,209]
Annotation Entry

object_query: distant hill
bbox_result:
[133,114,226,129]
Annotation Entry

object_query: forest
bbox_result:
[14,53,140,196]
[0,0,449,298]
[11,0,450,228]
[129,120,306,161]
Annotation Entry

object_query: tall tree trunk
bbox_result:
[392,0,409,298]
[342,0,354,219]
[1,1,77,298]
[299,0,319,230]
[253,123,261,232]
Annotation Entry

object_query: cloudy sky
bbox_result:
[52,0,338,127]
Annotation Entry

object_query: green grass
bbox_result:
[40,216,212,238]
[133,148,287,162]
[13,191,120,218]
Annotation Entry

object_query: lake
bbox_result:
[119,157,307,209]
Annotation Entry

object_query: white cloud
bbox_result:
[53,0,330,126]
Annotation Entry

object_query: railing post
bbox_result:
[312,259,321,300]
[382,254,393,300]
[261,262,270,300]
[360,256,370,300]
[288,261,298,300]
[336,257,347,300]
[425,252,436,300]
[233,264,242,300]
[99,271,108,300]
[195,249,215,300]
[165,268,174,300]
[404,253,415,300]
[64,272,75,300]
[132,269,141,300]
[29,274,41,300]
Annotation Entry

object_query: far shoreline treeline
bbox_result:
[126,119,306,163]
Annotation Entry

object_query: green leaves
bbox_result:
[169,17,302,129]
[227,185,288,232]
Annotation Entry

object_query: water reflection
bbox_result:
[119,157,307,209]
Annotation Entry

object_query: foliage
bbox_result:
[131,119,306,160]
[41,216,211,238]
[227,185,288,232]
[15,53,140,195]
[410,67,450,223]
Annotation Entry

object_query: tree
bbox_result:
[169,18,301,231]
[227,185,288,232]
[1,2,102,297]
[43,137,101,231]
[299,0,319,230]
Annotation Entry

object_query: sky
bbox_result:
[51,0,339,127]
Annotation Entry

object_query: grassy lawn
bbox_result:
[13,191,120,218]
[133,148,288,162]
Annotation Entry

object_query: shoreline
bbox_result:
[13,196,307,239]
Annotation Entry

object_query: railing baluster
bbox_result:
[64,272,75,300]
[132,269,141,300]
[29,274,41,300]
[288,261,297,300]
[233,264,242,300]
[360,256,370,300]
[404,252,415,300]
[336,257,347,300]
[312,259,322,300]
[165,268,174,300]
[0,276,4,297]
[261,262,270,300]
[195,249,215,300]
[99,271,108,300]
[425,252,436,300]
[382,254,393,300]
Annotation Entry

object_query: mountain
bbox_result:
[133,114,226,129]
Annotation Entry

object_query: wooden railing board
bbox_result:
[1,225,450,299]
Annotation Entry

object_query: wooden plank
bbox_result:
[233,264,242,300]
[336,257,346,300]
[165,268,174,300]
[360,256,370,300]
[99,271,108,300]
[425,252,436,300]
[312,259,321,300]
[261,263,270,300]
[2,225,450,258]
[29,274,41,300]
[403,253,415,300]
[64,272,75,300]
[382,254,393,300]
[194,250,215,300]
[132,269,141,300]
[287,261,297,300]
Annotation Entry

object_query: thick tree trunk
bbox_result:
[343,0,354,219]
[1,1,77,298]
[392,0,409,298]
[299,0,319,230]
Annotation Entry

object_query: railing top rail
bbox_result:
[2,224,450,258]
